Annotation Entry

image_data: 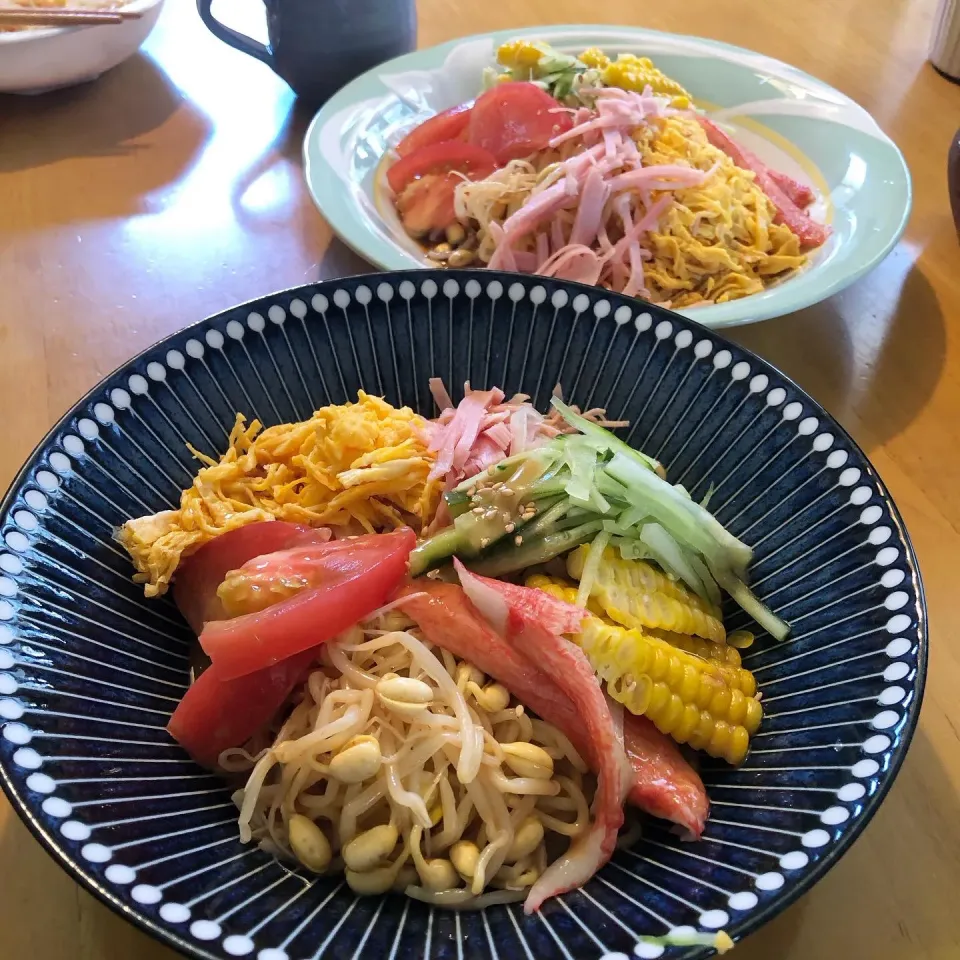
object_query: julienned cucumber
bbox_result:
[410,406,789,640]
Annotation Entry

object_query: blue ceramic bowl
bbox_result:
[0,271,925,959]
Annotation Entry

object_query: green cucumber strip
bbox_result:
[639,521,708,600]
[466,521,603,577]
[550,398,661,471]
[409,527,464,577]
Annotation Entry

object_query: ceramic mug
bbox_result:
[197,0,417,105]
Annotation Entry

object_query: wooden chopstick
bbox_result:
[0,7,142,26]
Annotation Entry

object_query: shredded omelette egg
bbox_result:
[634,115,805,306]
[117,393,440,597]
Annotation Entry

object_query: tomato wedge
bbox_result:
[389,140,497,235]
[386,139,497,194]
[199,528,416,679]
[468,81,573,164]
[173,521,332,634]
[167,648,317,768]
[396,102,474,157]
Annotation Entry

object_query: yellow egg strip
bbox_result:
[117,392,439,597]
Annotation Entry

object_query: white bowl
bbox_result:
[0,0,163,94]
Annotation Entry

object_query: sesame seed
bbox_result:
[514,535,523,546]
[472,506,484,514]
[504,522,516,533]
[466,486,476,496]
[492,482,503,491]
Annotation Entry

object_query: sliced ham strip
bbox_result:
[606,162,717,194]
[424,384,563,491]
[428,377,454,411]
[536,244,604,285]
[498,180,578,246]
[431,387,505,480]
[569,165,611,248]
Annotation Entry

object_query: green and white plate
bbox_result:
[303,25,911,329]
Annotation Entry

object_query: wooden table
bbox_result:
[1,0,958,956]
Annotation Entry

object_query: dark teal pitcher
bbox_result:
[197,0,417,106]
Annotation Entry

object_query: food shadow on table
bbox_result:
[228,99,377,284]
[229,97,313,232]
[0,52,210,222]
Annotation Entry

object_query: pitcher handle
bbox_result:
[196,0,273,67]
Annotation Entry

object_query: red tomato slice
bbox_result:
[386,140,497,194]
[199,528,416,679]
[395,171,462,235]
[396,102,474,157]
[167,648,317,768]
[468,81,573,164]
[173,521,332,635]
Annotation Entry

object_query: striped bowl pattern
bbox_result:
[0,271,925,960]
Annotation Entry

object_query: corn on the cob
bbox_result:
[727,629,756,649]
[583,616,759,764]
[525,574,606,617]
[568,545,721,615]
[578,47,610,69]
[598,54,692,108]
[649,628,757,697]
[527,574,754,694]
[497,40,551,70]
[526,575,761,765]
[567,546,726,643]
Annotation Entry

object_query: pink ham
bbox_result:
[606,163,717,194]
[536,244,604,285]
[698,116,830,248]
[424,384,560,491]
[431,387,505,480]
[569,165,611,248]
[496,180,578,248]
[428,377,454,411]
